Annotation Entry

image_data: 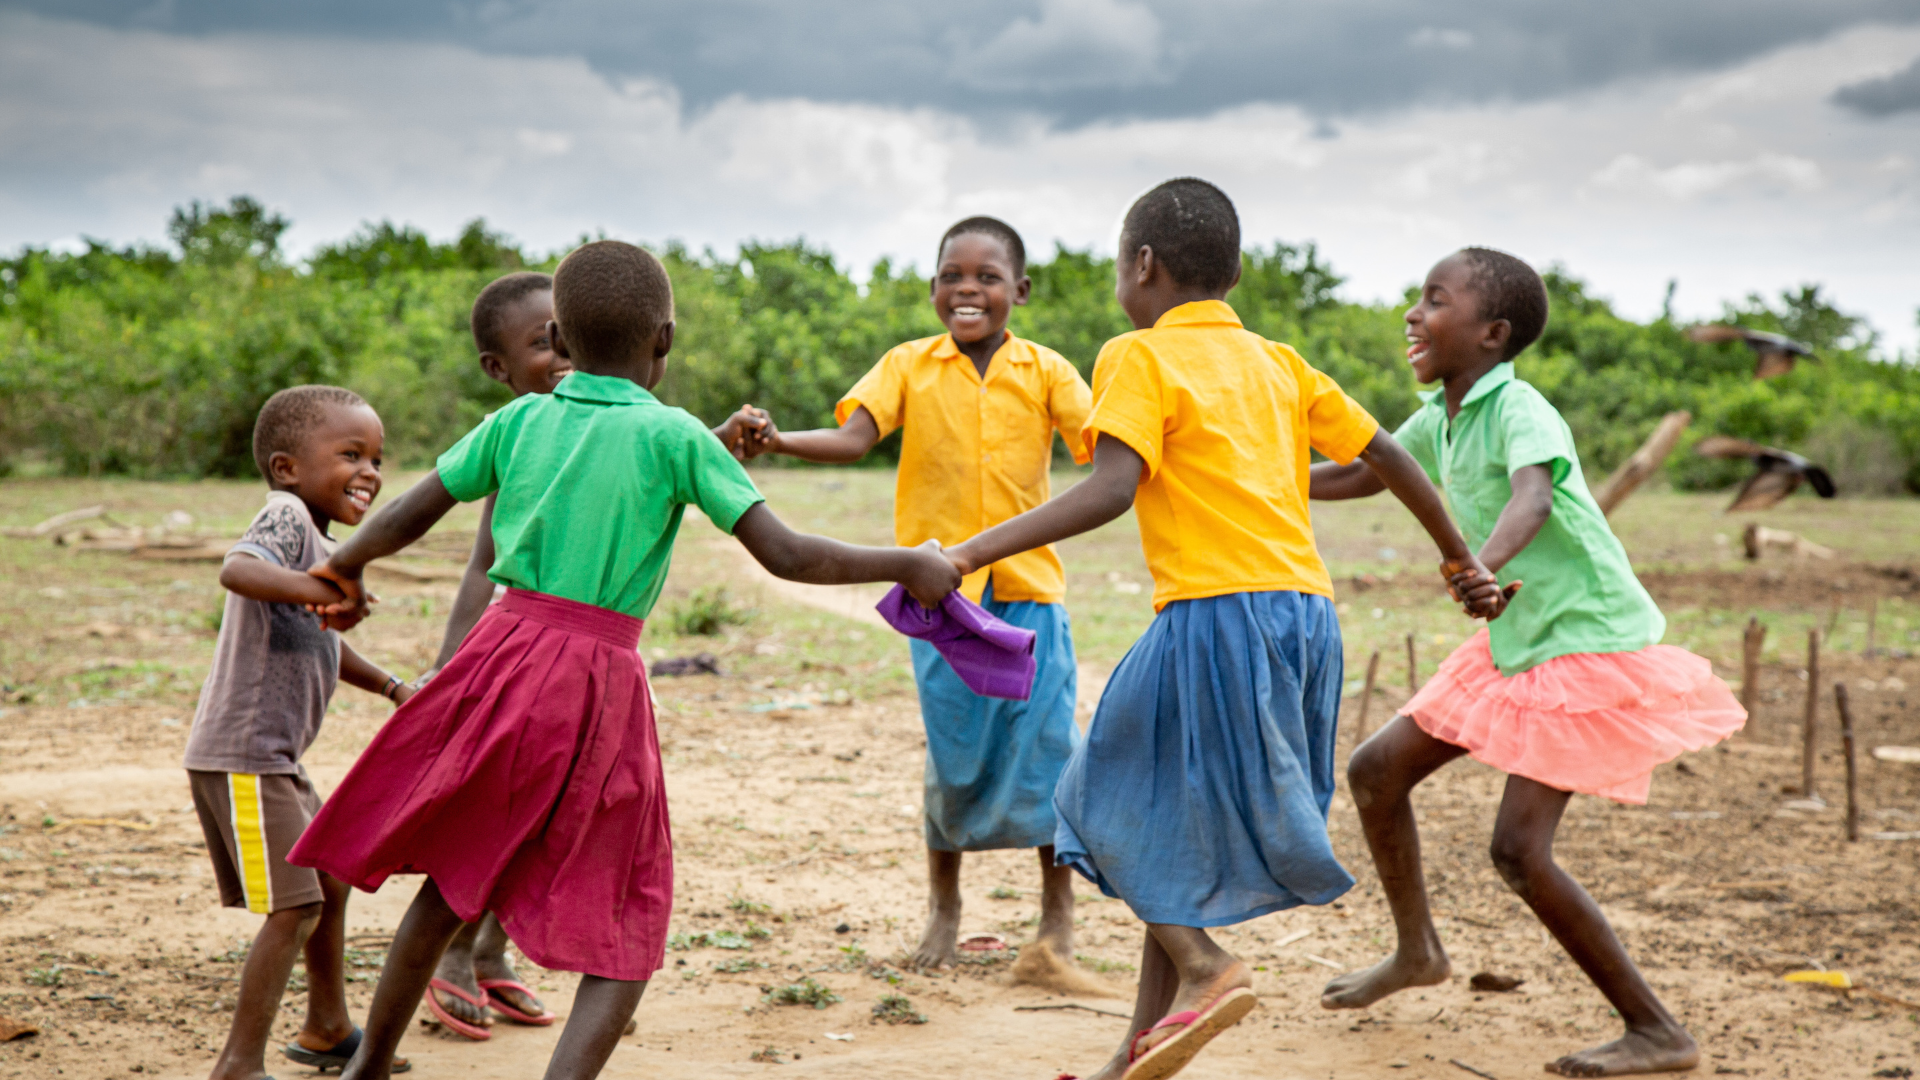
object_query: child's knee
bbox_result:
[1486,832,1545,894]
[270,900,326,936]
[1345,741,1389,810]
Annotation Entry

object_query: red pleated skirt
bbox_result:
[289,589,670,980]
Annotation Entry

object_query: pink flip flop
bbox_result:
[957,933,1008,953]
[1122,986,1257,1080]
[479,979,556,1026]
[424,978,491,1041]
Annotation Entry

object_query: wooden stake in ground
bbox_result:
[1592,410,1691,516]
[1740,617,1766,719]
[1353,649,1382,745]
[1803,629,1821,800]
[1866,597,1878,656]
[1406,632,1420,693]
[1836,683,1860,842]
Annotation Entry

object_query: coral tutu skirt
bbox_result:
[289,589,670,980]
[1402,629,1746,804]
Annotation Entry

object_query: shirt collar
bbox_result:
[1416,361,1516,409]
[931,331,1033,365]
[1152,299,1242,330]
[552,371,661,405]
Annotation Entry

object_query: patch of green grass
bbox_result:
[1075,953,1136,974]
[667,586,753,636]
[871,993,927,1025]
[988,885,1021,900]
[761,976,841,1010]
[26,966,64,987]
[713,957,769,974]
[728,894,771,915]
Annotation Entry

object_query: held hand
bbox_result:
[1441,556,1506,620]
[903,538,963,608]
[308,560,374,629]
[739,405,778,458]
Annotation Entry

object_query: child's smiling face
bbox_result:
[931,232,1028,345]
[1404,252,1504,384]
[483,290,571,396]
[269,404,385,529]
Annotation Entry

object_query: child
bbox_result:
[413,270,569,1037]
[182,385,416,1080]
[942,180,1500,1080]
[1312,248,1745,1077]
[730,216,1096,980]
[286,240,960,1080]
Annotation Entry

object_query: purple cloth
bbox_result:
[876,585,1038,701]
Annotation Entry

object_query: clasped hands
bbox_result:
[1444,557,1521,621]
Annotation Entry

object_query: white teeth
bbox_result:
[953,306,984,315]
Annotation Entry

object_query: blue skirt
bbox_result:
[1053,590,1353,926]
[911,585,1080,852]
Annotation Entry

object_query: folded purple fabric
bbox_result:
[875,585,1038,701]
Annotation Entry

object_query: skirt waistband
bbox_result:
[500,589,643,650]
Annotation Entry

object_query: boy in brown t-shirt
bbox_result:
[183,385,415,1080]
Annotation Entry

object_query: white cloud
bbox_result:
[1408,27,1475,50]
[951,0,1169,92]
[0,11,1915,350]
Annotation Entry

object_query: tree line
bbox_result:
[1,197,1914,495]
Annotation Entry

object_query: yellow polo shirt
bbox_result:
[1083,300,1378,610]
[838,332,1092,604]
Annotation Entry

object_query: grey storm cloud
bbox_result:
[15,0,1920,122]
[1833,55,1920,115]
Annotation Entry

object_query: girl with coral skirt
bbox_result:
[1311,248,1746,1079]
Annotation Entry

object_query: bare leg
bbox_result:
[471,913,547,1019]
[208,901,322,1080]
[292,875,355,1051]
[429,919,492,1029]
[339,879,468,1080]
[540,976,645,1080]
[910,848,962,969]
[1491,777,1698,1077]
[1077,926,1253,1080]
[1032,845,1075,961]
[1322,714,1467,1009]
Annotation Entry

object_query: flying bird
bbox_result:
[1693,435,1836,512]
[1686,324,1815,380]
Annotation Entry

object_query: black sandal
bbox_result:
[282,1027,412,1074]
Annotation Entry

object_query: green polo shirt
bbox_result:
[436,371,764,620]
[1394,363,1664,675]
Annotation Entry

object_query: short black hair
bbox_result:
[1119,178,1241,292]
[471,271,553,355]
[551,241,674,365]
[252,385,368,482]
[937,216,1026,278]
[1457,247,1549,360]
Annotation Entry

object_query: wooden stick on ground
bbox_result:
[1353,649,1382,745]
[1836,683,1860,842]
[1803,629,1821,800]
[1406,632,1419,694]
[1592,410,1691,516]
[1866,597,1878,657]
[1740,617,1766,720]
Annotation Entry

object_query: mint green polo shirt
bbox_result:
[436,371,764,620]
[1393,363,1664,675]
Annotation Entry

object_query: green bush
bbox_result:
[667,586,753,637]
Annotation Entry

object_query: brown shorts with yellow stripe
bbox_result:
[188,769,326,914]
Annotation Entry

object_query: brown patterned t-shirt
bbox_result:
[183,491,341,775]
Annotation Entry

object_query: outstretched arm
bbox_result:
[731,502,960,605]
[745,405,881,463]
[309,471,461,627]
[1342,429,1510,618]
[424,494,499,678]
[1309,459,1386,500]
[946,435,1144,575]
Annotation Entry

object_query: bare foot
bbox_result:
[1320,946,1451,1009]
[430,936,491,1029]
[1010,941,1118,998]
[910,902,960,969]
[1546,1026,1699,1077]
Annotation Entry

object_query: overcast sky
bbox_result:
[4,1,1918,349]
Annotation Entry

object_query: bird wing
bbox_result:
[1686,324,1746,344]
[1804,466,1837,499]
[1727,466,1799,512]
[1753,351,1799,380]
[1695,435,1770,459]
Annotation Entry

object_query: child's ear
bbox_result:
[1483,318,1513,356]
[267,450,300,489]
[1131,246,1157,286]
[548,320,571,360]
[477,351,512,387]
[1225,257,1243,294]
[1012,274,1032,307]
[653,320,675,360]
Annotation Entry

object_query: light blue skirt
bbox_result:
[911,584,1080,852]
[1053,590,1353,926]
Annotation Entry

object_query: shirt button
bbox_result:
[982,453,992,463]
[979,387,987,395]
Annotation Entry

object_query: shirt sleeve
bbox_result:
[836,347,908,437]
[1045,353,1095,466]
[231,501,307,567]
[1291,348,1379,465]
[679,417,766,535]
[1082,336,1166,477]
[435,411,504,503]
[1391,405,1443,484]
[1497,385,1576,483]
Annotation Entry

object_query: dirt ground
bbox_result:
[2,473,1918,1080]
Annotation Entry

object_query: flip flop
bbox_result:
[425,978,492,1041]
[1122,986,1257,1080]
[479,979,556,1026]
[957,933,1008,952]
[281,1027,412,1073]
